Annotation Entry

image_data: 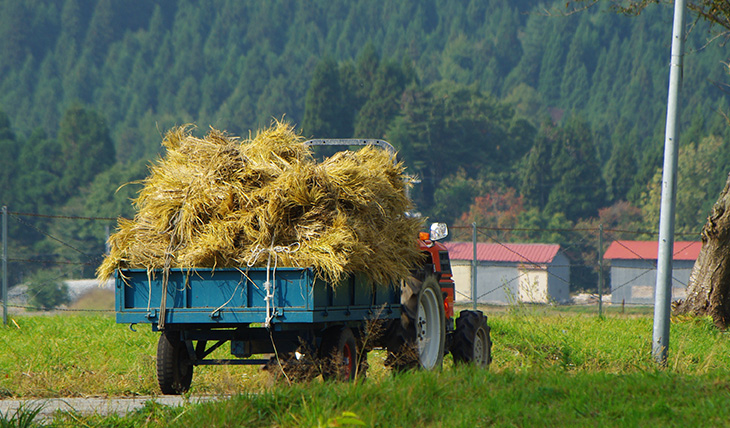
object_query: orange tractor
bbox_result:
[115,140,491,394]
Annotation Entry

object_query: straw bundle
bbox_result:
[97,121,424,287]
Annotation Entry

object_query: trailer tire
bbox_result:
[386,276,445,371]
[319,327,363,381]
[452,310,492,368]
[157,331,193,394]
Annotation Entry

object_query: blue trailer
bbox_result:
[116,266,403,393]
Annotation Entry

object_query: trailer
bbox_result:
[116,266,401,393]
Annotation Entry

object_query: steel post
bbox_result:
[653,0,686,365]
[472,222,477,311]
[2,206,7,326]
[598,224,603,318]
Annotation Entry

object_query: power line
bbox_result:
[8,211,120,221]
[4,304,114,313]
[11,213,102,263]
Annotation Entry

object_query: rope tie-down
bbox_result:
[248,237,300,328]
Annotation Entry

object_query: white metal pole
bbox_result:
[653,0,686,365]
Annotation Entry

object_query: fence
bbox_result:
[448,223,701,316]
[1,206,118,324]
[0,205,702,324]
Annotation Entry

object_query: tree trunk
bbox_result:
[675,173,730,329]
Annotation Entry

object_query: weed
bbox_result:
[318,411,365,427]
[0,403,43,428]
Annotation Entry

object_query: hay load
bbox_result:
[97,121,424,286]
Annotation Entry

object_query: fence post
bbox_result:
[598,224,603,318]
[472,222,477,311]
[2,206,7,326]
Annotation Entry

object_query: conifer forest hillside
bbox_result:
[1,0,729,291]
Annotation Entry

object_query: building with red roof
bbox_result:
[443,242,570,305]
[603,240,701,305]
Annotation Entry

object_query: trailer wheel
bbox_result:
[157,331,193,394]
[264,346,320,384]
[386,276,445,371]
[319,327,362,381]
[452,310,492,368]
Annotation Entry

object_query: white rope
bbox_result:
[146,269,153,313]
[247,239,300,328]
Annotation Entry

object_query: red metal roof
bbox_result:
[443,242,561,264]
[603,240,701,261]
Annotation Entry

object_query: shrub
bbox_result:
[26,270,70,310]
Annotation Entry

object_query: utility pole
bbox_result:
[472,222,477,311]
[2,206,7,326]
[653,0,686,365]
[598,224,603,318]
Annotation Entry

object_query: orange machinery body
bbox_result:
[417,238,455,321]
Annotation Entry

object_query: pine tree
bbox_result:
[544,117,606,221]
[520,130,553,211]
[58,106,116,193]
[302,56,351,138]
[604,128,638,204]
[354,59,410,138]
[0,111,18,206]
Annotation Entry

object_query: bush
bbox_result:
[26,270,69,310]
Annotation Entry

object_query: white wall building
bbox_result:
[444,242,570,305]
[604,240,701,305]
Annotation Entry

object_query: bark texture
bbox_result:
[675,173,730,329]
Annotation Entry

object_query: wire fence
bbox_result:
[0,206,703,322]
[1,207,119,320]
[448,224,701,312]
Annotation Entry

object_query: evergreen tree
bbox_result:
[520,130,554,211]
[544,117,606,221]
[0,2,32,73]
[389,82,530,213]
[627,138,663,204]
[560,41,591,110]
[15,128,64,223]
[503,11,545,92]
[604,129,638,204]
[0,111,18,206]
[354,59,411,138]
[83,0,116,66]
[353,42,380,100]
[521,118,606,221]
[58,106,116,193]
[302,56,350,138]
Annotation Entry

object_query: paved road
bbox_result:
[0,395,225,422]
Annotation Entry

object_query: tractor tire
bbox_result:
[451,310,492,368]
[386,276,445,371]
[319,327,364,381]
[157,331,194,395]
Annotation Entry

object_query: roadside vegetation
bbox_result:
[2,304,730,426]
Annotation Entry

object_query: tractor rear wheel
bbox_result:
[157,331,194,394]
[387,276,445,371]
[452,310,492,368]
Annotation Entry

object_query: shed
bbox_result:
[604,240,701,305]
[443,242,570,305]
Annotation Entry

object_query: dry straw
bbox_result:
[97,120,424,287]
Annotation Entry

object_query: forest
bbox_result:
[1,0,730,292]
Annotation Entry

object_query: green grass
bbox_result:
[2,305,730,426]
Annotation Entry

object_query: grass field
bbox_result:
[2,303,730,426]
